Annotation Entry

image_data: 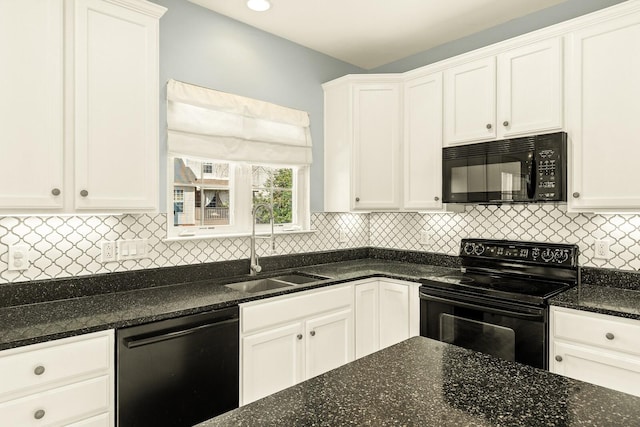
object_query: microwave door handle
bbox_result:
[526,154,536,199]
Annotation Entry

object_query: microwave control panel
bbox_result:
[535,137,565,200]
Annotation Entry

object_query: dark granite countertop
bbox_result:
[550,285,640,320]
[198,336,640,427]
[0,258,456,350]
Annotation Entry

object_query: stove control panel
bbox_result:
[461,239,578,266]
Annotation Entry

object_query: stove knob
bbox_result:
[463,243,475,255]
[555,249,569,264]
[474,243,485,255]
[531,248,540,260]
[541,248,554,262]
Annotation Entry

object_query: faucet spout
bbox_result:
[250,203,275,276]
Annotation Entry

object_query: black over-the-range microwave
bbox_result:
[442,132,567,204]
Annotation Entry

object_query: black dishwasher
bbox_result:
[116,306,239,427]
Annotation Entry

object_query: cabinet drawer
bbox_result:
[0,332,111,399]
[552,308,640,355]
[242,285,352,333]
[0,375,110,426]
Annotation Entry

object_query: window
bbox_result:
[168,156,309,238]
[166,79,312,239]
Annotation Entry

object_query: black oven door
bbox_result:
[419,287,548,369]
[442,140,535,204]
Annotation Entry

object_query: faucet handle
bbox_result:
[251,263,262,274]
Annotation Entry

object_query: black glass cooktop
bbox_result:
[420,271,572,306]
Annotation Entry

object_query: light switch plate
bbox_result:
[117,239,149,261]
[419,230,432,246]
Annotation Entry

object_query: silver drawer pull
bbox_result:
[34,409,45,420]
[310,330,316,337]
[34,365,45,376]
[606,332,615,340]
[555,355,563,362]
[297,334,302,340]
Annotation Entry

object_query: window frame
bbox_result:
[166,156,310,239]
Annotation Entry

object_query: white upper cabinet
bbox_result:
[0,0,64,210]
[324,76,402,212]
[443,37,563,146]
[497,37,563,138]
[0,0,165,214]
[74,0,162,211]
[567,10,640,211]
[352,82,402,210]
[444,57,497,145]
[403,72,445,210]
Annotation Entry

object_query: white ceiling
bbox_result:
[188,0,568,69]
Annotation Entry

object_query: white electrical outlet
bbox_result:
[8,245,30,271]
[419,230,432,246]
[594,239,610,259]
[339,228,348,243]
[101,241,117,263]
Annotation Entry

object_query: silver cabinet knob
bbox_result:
[572,192,580,198]
[555,355,563,362]
[355,197,360,202]
[310,330,316,337]
[80,190,89,197]
[34,409,45,420]
[503,120,509,127]
[606,332,615,340]
[34,365,45,376]
[51,188,61,196]
[297,334,302,340]
[434,196,440,201]
[486,123,492,130]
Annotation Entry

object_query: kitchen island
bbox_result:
[199,336,640,426]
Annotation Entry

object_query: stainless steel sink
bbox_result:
[225,273,331,293]
[225,278,293,293]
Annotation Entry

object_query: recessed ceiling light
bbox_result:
[246,0,271,12]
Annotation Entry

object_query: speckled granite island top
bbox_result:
[0,258,456,350]
[199,336,640,427]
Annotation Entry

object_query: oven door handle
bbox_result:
[419,293,544,320]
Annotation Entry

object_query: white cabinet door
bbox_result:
[0,0,64,210]
[552,341,640,397]
[497,38,563,138]
[568,12,640,211]
[354,281,379,358]
[379,281,410,349]
[352,83,401,210]
[305,308,353,379]
[74,0,159,211]
[241,323,304,405]
[444,57,496,145]
[403,73,444,210]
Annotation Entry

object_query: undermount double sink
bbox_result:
[225,273,332,294]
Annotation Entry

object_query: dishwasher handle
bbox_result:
[124,317,238,349]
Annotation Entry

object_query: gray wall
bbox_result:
[371,0,627,73]
[153,0,625,213]
[152,0,365,213]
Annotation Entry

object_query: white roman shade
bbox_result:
[167,79,312,165]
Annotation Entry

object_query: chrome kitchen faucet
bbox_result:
[250,203,275,275]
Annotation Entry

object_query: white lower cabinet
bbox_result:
[0,330,114,426]
[550,306,640,397]
[240,285,354,405]
[354,279,419,359]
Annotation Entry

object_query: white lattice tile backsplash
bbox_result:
[371,204,640,270]
[2,205,640,284]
